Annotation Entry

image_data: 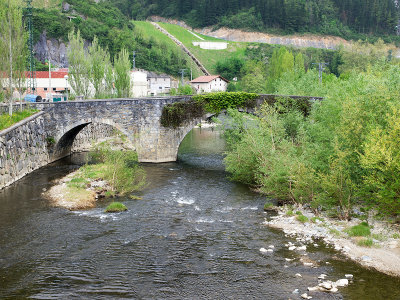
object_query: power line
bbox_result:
[312,62,328,84]
[179,69,186,85]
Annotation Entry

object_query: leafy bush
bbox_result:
[90,145,146,195]
[357,238,374,247]
[193,92,258,114]
[215,57,244,81]
[170,84,194,96]
[160,100,205,128]
[105,202,127,213]
[296,214,309,223]
[223,61,400,217]
[345,223,371,237]
[263,202,274,211]
[161,92,258,128]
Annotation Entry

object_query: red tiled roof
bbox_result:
[190,75,229,83]
[30,71,68,78]
[0,71,69,78]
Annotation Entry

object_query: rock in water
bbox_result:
[307,286,320,292]
[319,281,333,290]
[301,293,312,299]
[335,279,349,287]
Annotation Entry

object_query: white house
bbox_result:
[130,70,147,97]
[190,75,229,94]
[146,71,171,95]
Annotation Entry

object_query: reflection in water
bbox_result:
[0,128,399,299]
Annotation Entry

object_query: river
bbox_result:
[0,127,399,299]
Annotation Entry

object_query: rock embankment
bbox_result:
[199,27,349,50]
[263,206,400,278]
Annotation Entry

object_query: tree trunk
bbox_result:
[8,5,13,116]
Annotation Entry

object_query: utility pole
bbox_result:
[48,57,52,102]
[312,62,328,84]
[179,69,186,85]
[25,0,36,94]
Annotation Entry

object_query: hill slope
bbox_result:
[110,0,400,42]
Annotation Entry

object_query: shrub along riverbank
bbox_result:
[223,61,400,221]
[46,143,146,211]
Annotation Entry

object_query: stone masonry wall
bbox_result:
[0,112,51,189]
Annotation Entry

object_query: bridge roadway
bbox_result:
[0,95,322,189]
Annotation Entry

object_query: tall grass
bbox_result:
[0,109,38,131]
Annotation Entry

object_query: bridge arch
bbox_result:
[51,118,134,160]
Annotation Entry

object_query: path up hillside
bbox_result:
[151,22,210,76]
[154,22,248,75]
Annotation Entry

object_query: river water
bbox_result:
[0,127,400,299]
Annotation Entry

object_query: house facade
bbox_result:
[131,70,148,97]
[146,71,171,95]
[1,70,70,101]
[190,75,229,94]
[35,71,70,100]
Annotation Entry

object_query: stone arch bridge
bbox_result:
[0,95,321,188]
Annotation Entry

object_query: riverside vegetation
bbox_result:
[161,91,258,128]
[46,142,146,212]
[222,59,400,221]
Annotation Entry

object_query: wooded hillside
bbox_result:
[112,0,400,40]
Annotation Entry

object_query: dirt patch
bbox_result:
[198,27,349,50]
[44,170,110,210]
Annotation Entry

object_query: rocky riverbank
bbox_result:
[263,206,400,279]
[44,169,111,210]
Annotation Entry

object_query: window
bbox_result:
[44,88,48,91]
[53,88,56,91]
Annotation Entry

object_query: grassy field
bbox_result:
[132,21,204,79]
[0,109,38,131]
[157,22,248,74]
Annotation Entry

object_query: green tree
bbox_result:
[67,30,91,99]
[0,0,27,114]
[267,47,295,92]
[241,60,266,93]
[114,48,131,98]
[88,36,111,98]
